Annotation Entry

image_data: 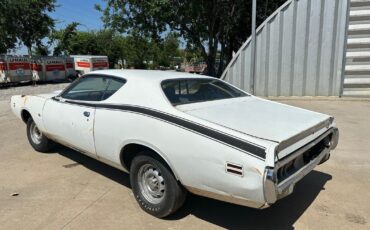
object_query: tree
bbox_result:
[0,0,56,55]
[52,22,80,56]
[33,43,50,56]
[157,33,180,67]
[97,0,286,77]
[123,32,156,69]
[52,28,129,68]
[15,0,56,55]
[95,30,127,68]
[0,1,19,53]
[52,23,181,69]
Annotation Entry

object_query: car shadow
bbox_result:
[55,145,332,230]
[169,170,332,229]
[55,145,132,188]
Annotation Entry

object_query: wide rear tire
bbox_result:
[130,153,187,218]
[26,118,55,152]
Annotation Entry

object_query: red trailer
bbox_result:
[65,56,76,79]
[31,57,66,82]
[0,56,7,83]
[71,55,109,75]
[1,56,32,83]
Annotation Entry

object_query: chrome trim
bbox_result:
[263,133,334,204]
[263,167,277,204]
[276,118,332,152]
[277,148,329,194]
[319,153,330,165]
[330,127,339,150]
[276,128,334,167]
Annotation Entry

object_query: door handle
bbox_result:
[83,111,90,117]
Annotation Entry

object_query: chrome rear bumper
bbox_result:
[263,127,339,206]
[276,148,329,198]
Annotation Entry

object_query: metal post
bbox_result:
[250,0,257,95]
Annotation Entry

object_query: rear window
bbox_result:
[162,78,247,105]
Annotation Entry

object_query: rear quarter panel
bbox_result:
[94,108,267,207]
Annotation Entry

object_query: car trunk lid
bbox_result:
[177,97,331,145]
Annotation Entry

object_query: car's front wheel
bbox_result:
[26,118,55,152]
[130,153,187,218]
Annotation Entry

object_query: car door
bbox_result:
[43,76,111,155]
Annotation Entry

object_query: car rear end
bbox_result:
[161,77,340,208]
[263,119,339,205]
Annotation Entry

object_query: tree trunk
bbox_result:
[203,39,218,77]
[27,46,32,56]
[216,42,226,78]
[205,55,216,77]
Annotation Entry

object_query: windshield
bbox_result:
[162,78,248,105]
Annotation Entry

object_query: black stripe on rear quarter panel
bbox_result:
[98,104,266,159]
[55,98,266,160]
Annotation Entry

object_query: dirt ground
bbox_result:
[0,83,369,230]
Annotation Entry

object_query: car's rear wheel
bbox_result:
[27,118,55,152]
[130,153,187,218]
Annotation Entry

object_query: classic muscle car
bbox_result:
[10,70,339,217]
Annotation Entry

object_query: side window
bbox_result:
[102,78,126,100]
[62,76,125,101]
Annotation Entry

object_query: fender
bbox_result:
[118,139,182,181]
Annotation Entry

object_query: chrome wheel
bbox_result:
[30,122,42,145]
[137,164,166,204]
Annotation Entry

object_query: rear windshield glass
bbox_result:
[162,78,247,105]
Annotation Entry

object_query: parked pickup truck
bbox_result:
[10,70,339,217]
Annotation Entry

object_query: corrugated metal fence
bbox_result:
[221,0,350,96]
[343,0,370,97]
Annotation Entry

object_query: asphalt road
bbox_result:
[0,84,369,230]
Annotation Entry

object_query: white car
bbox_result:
[10,70,339,217]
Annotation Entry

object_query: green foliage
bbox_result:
[0,1,19,53]
[157,33,181,67]
[52,26,180,69]
[124,33,154,69]
[52,22,80,56]
[32,43,50,56]
[52,28,122,67]
[122,32,181,69]
[0,0,56,55]
[97,0,286,77]
[16,0,56,55]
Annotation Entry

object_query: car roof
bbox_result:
[88,69,215,82]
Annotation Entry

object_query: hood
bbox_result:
[177,97,331,143]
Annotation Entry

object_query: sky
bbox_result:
[15,0,185,55]
[51,0,104,31]
[16,0,105,55]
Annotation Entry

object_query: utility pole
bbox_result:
[250,0,257,94]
